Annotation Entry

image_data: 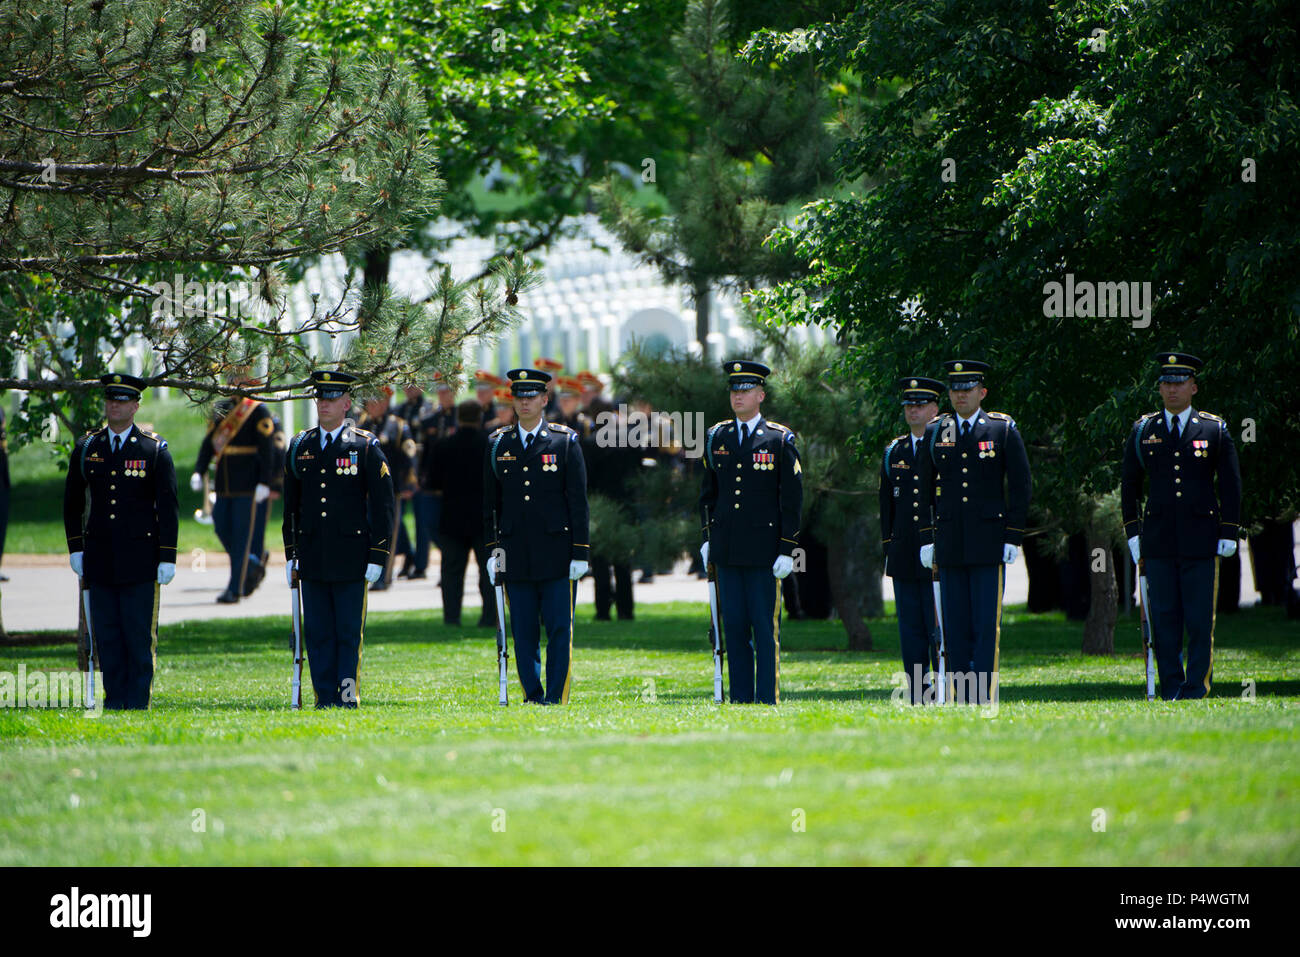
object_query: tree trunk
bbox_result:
[1081,518,1118,654]
[826,514,877,651]
[692,278,711,359]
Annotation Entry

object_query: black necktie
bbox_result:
[112,435,121,454]
[1170,415,1180,444]
[961,420,971,439]
[740,423,750,445]
[524,432,534,451]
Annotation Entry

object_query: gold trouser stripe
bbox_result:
[236,495,257,592]
[772,577,782,704]
[147,582,160,709]
[357,583,369,706]
[384,504,402,583]
[561,580,575,703]
[1205,556,1220,694]
[991,563,1005,703]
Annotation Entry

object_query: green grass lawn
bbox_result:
[1,603,1296,865]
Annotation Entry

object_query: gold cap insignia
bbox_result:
[910,379,918,387]
[954,363,963,372]
[1167,356,1176,364]
[733,363,741,372]
[321,373,332,382]
[113,375,121,383]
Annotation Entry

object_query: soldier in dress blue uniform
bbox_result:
[282,370,396,708]
[880,376,945,704]
[190,368,277,603]
[916,360,1031,705]
[483,368,590,704]
[699,360,803,705]
[63,374,179,710]
[412,373,458,580]
[1121,353,1242,700]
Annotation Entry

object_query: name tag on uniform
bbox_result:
[893,459,910,470]
[1142,435,1162,444]
[542,453,557,472]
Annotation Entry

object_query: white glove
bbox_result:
[1216,538,1238,558]
[486,554,498,585]
[70,551,84,577]
[190,472,203,492]
[700,542,709,566]
[1002,544,1018,564]
[772,555,794,579]
[285,558,298,586]
[156,562,176,585]
[254,483,271,504]
[919,544,934,569]
[569,560,589,581]
[1128,535,1141,564]
[365,563,384,584]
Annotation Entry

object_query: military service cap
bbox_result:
[1156,352,1202,383]
[475,370,504,389]
[533,357,564,373]
[943,359,990,391]
[310,370,359,399]
[723,359,770,391]
[100,373,146,401]
[896,376,945,405]
[507,368,551,397]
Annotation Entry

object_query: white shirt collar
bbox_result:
[1165,408,1190,431]
[518,420,544,444]
[320,423,345,447]
[957,409,981,428]
[735,413,762,433]
[107,424,132,444]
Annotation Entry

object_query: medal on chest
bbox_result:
[1192,439,1208,458]
[125,459,147,477]
[753,451,773,471]
[542,452,558,472]
[978,440,996,459]
[336,455,358,475]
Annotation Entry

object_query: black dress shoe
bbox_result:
[370,580,390,592]
[477,615,495,628]
[216,589,240,604]
[408,569,427,580]
[242,560,266,597]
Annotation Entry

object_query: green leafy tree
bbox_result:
[0,0,533,447]
[746,0,1300,652]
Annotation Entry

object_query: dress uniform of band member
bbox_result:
[699,360,803,705]
[1121,353,1241,700]
[549,376,593,437]
[413,374,459,578]
[63,374,179,710]
[880,376,945,704]
[191,385,277,602]
[916,360,1031,704]
[358,391,418,589]
[475,370,504,430]
[282,371,396,708]
[483,368,590,704]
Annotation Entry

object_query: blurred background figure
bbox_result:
[428,400,494,627]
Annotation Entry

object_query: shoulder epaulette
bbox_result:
[986,411,1011,421]
[766,421,790,433]
[352,427,375,439]
[927,413,947,425]
[489,425,511,439]
[1198,410,1223,422]
[548,422,574,434]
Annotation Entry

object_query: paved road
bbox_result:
[0,546,1269,632]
